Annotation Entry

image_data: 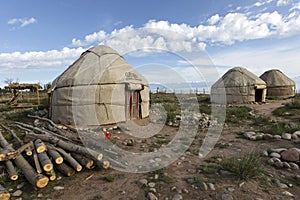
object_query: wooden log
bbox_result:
[71,153,94,169]
[0,124,32,156]
[0,184,10,200]
[55,163,75,177]
[27,115,61,129]
[34,139,47,153]
[46,169,56,181]
[96,160,110,169]
[0,142,33,161]
[15,122,73,142]
[25,132,103,161]
[0,131,49,188]
[5,160,18,180]
[47,145,63,164]
[33,149,42,174]
[37,152,53,172]
[55,148,82,172]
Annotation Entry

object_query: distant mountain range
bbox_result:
[149,82,213,94]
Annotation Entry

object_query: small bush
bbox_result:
[226,106,253,124]
[220,153,266,180]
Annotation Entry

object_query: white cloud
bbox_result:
[207,14,220,25]
[7,17,37,28]
[0,47,84,72]
[290,2,300,11]
[277,0,292,6]
[71,5,300,50]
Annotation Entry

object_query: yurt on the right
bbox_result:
[260,69,296,99]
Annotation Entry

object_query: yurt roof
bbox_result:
[51,45,148,89]
[212,67,266,88]
[260,69,295,87]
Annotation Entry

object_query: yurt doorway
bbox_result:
[255,89,264,102]
[126,90,141,120]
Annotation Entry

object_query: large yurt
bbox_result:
[49,45,149,126]
[260,69,295,98]
[211,67,267,104]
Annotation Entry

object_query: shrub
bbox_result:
[220,153,266,180]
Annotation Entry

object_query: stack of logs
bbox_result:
[0,115,113,199]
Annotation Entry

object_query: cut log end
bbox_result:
[0,193,10,200]
[49,175,56,181]
[43,164,53,172]
[10,174,19,181]
[86,160,94,169]
[97,153,103,161]
[102,161,110,169]
[36,176,49,188]
[36,146,47,154]
[76,165,83,172]
[26,151,33,156]
[55,157,64,164]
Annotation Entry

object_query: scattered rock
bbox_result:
[289,162,299,170]
[149,188,157,193]
[17,183,25,189]
[291,148,300,154]
[269,148,287,153]
[207,183,215,191]
[262,150,269,157]
[239,182,245,188]
[222,194,233,200]
[274,161,284,168]
[139,179,148,186]
[263,134,273,140]
[273,135,282,140]
[243,132,256,139]
[37,193,44,198]
[197,181,208,191]
[53,186,64,191]
[291,133,298,140]
[282,162,291,168]
[282,133,292,140]
[172,194,183,200]
[280,149,299,162]
[186,178,194,184]
[269,152,281,159]
[148,182,156,188]
[293,131,300,137]
[147,192,158,200]
[182,188,189,194]
[276,180,288,189]
[282,191,294,197]
[227,187,235,192]
[12,190,22,197]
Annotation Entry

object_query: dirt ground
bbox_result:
[1,98,299,200]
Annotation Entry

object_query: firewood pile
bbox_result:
[0,115,123,199]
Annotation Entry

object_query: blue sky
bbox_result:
[1,0,300,90]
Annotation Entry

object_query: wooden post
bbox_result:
[36,86,40,106]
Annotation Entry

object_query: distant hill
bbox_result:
[149,82,213,94]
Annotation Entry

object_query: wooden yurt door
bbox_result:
[126,90,140,120]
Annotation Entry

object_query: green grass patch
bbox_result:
[225,106,253,124]
[220,153,267,180]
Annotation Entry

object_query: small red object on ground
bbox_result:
[105,132,111,140]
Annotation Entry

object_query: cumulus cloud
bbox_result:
[71,4,300,50]
[7,17,37,28]
[0,47,84,72]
